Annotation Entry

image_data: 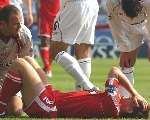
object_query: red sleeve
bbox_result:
[105,78,121,117]
[39,0,60,36]
[40,0,60,17]
[105,78,119,89]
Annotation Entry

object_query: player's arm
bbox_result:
[107,67,148,110]
[107,67,137,95]
[10,56,48,84]
[24,0,33,27]
[23,56,48,84]
[18,25,33,57]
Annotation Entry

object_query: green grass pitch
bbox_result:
[2,58,150,120]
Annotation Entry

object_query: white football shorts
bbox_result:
[51,0,99,45]
[106,0,150,52]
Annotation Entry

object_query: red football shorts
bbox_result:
[24,85,57,118]
[38,0,60,38]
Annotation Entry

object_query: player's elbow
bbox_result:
[109,66,121,77]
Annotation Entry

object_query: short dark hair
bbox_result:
[120,104,150,119]
[121,0,143,18]
[0,5,20,22]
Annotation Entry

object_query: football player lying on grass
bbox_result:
[1,56,150,118]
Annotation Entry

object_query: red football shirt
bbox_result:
[54,78,121,118]
[0,0,9,8]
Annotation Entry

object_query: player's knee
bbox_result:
[7,96,23,117]
[40,36,50,47]
[51,50,58,60]
[14,58,27,68]
[110,67,120,75]
[50,41,69,60]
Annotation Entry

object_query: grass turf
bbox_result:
[2,58,150,119]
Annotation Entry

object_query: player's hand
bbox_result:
[132,94,148,111]
[26,14,33,27]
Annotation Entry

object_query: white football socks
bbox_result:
[76,58,91,90]
[78,58,91,79]
[55,51,95,90]
[119,67,134,97]
[122,67,134,85]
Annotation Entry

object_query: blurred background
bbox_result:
[23,0,147,59]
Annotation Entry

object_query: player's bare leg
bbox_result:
[11,58,45,106]
[40,36,52,77]
[119,47,139,97]
[7,95,23,116]
[24,56,48,84]
[50,41,98,90]
[50,41,69,60]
